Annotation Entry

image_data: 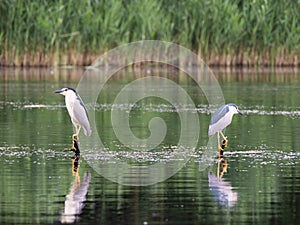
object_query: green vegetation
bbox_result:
[0,0,299,67]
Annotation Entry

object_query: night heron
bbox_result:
[55,87,91,138]
[208,103,242,152]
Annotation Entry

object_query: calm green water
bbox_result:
[0,68,299,225]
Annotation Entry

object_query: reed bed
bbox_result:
[0,0,299,67]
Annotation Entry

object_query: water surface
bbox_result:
[0,68,299,224]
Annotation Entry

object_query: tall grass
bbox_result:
[0,0,299,67]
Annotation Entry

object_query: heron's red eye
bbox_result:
[64,88,68,91]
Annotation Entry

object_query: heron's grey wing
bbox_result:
[208,105,229,136]
[209,105,229,125]
[73,95,91,136]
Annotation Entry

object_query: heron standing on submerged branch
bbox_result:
[208,103,242,156]
[55,87,91,140]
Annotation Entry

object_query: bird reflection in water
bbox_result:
[208,172,238,208]
[60,136,91,224]
[208,142,238,208]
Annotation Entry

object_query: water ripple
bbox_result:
[242,109,300,117]
[2,101,300,118]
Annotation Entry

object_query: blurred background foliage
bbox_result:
[0,0,299,66]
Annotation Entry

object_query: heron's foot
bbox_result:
[222,137,228,148]
[72,134,78,141]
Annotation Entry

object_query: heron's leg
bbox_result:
[220,130,226,139]
[75,126,81,138]
[217,131,222,159]
[220,131,228,147]
[72,134,77,141]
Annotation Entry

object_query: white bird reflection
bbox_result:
[208,172,238,208]
[60,172,91,224]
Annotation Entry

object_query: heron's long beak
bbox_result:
[55,89,63,94]
[238,110,243,115]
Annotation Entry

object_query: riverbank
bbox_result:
[0,1,299,67]
[0,65,298,84]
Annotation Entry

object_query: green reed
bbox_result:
[0,0,299,66]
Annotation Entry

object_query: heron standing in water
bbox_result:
[208,103,242,154]
[55,87,91,140]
